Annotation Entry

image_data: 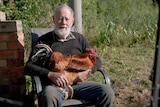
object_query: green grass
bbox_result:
[97,44,154,107]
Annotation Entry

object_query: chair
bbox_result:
[29,28,112,107]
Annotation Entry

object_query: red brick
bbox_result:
[0,20,22,33]
[0,50,24,59]
[0,42,7,50]
[10,85,26,95]
[1,85,10,94]
[0,67,24,76]
[1,85,25,95]
[10,76,25,85]
[8,42,24,50]
[0,33,18,42]
[0,59,7,67]
[0,20,25,105]
[0,77,10,85]
[7,59,24,67]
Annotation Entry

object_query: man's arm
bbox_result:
[24,60,50,76]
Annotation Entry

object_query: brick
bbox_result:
[1,85,25,95]
[0,11,6,21]
[1,85,10,94]
[0,59,7,67]
[10,85,26,95]
[0,33,18,42]
[10,94,25,102]
[0,42,7,50]
[0,77,10,85]
[0,67,24,76]
[10,76,25,85]
[0,50,24,59]
[7,59,24,67]
[8,42,24,50]
[0,20,22,33]
[0,19,25,106]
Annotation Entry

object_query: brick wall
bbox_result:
[0,19,25,107]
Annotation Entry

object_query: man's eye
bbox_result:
[59,18,62,20]
[65,18,69,21]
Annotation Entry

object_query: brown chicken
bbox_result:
[49,48,96,99]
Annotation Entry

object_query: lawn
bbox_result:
[96,44,155,107]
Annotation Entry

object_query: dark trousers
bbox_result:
[39,81,114,107]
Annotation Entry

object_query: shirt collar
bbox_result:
[54,32,75,42]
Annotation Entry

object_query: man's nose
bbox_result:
[61,18,67,24]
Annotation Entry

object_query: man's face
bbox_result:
[53,7,74,38]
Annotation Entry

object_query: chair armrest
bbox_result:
[97,69,111,85]
[33,76,42,93]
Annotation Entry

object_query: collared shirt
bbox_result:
[56,32,76,42]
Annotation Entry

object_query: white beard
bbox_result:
[54,27,71,39]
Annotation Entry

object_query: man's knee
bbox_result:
[45,85,58,98]
[40,85,64,107]
[100,84,115,103]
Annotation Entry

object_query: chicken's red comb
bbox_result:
[85,48,97,64]
[85,48,96,54]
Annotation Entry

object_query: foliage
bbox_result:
[25,76,32,94]
[83,0,158,47]
[0,0,158,48]
[0,0,68,52]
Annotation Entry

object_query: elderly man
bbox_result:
[25,4,114,107]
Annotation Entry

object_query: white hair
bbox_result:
[53,4,74,18]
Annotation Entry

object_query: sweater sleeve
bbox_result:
[24,34,52,77]
[24,45,51,77]
[24,61,50,76]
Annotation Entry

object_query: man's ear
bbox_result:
[52,16,55,23]
[72,18,75,26]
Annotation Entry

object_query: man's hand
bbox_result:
[47,72,69,87]
[74,69,91,84]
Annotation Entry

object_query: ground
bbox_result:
[98,44,154,107]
